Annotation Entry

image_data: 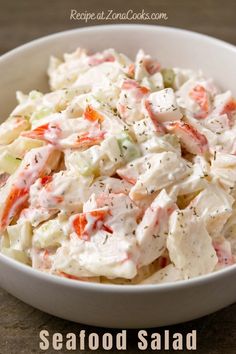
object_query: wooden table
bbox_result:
[0,0,235,353]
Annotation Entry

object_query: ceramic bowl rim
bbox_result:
[0,23,235,293]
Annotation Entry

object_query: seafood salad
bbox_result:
[0,47,236,285]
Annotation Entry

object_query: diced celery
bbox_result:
[161,68,175,88]
[74,154,98,177]
[76,157,94,176]
[0,151,21,174]
[117,132,140,162]
[33,219,65,248]
[32,107,52,121]
[29,90,43,100]
[164,134,181,150]
[65,148,101,177]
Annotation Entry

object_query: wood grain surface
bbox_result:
[0,0,235,353]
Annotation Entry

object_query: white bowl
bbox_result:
[0,25,235,328]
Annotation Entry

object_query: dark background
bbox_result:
[0,0,236,353]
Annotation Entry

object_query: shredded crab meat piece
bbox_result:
[0,145,60,231]
[165,121,209,155]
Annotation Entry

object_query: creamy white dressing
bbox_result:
[0,47,235,283]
